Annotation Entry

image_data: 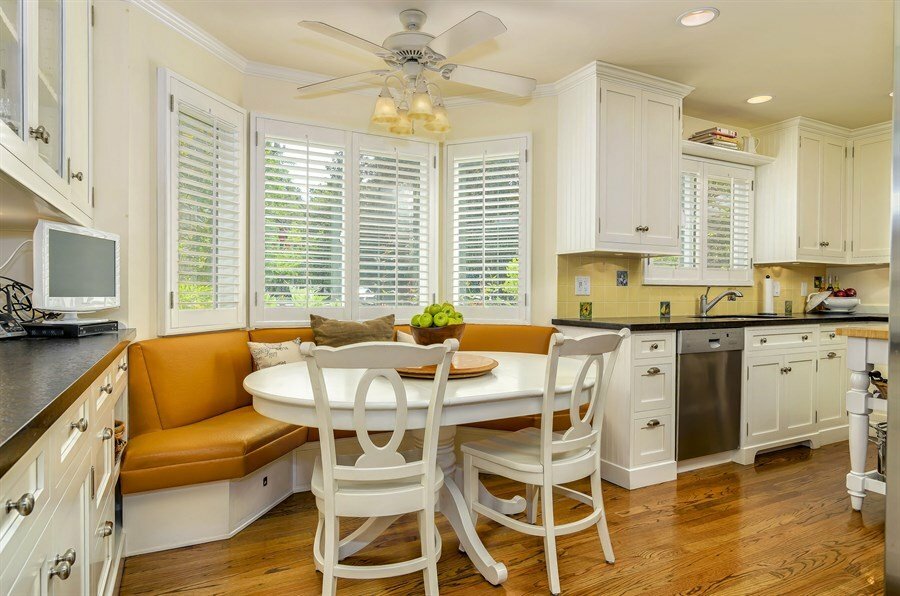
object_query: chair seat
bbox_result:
[461,427,592,474]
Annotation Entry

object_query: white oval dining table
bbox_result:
[244,351,595,586]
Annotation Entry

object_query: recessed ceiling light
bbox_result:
[746,95,773,104]
[677,7,720,27]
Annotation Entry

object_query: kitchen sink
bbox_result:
[690,314,793,320]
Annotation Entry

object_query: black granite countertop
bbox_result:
[552,312,888,332]
[0,329,135,477]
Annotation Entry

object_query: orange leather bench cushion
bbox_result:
[121,406,308,494]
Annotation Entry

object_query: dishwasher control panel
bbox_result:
[677,328,744,354]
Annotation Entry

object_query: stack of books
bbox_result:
[689,127,739,149]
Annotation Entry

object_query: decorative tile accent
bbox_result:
[659,301,671,317]
[579,302,593,320]
[616,270,628,286]
[784,300,793,316]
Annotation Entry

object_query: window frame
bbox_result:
[442,134,532,324]
[644,156,755,287]
[157,69,248,336]
[249,114,439,327]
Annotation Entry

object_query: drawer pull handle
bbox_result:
[99,520,114,538]
[829,332,836,339]
[801,334,809,341]
[100,383,113,395]
[70,418,88,432]
[644,419,661,429]
[649,343,659,350]
[760,337,767,344]
[827,351,837,359]
[118,361,128,372]
[5,493,35,516]
[647,367,661,375]
[780,366,793,374]
[49,549,76,581]
[101,427,114,441]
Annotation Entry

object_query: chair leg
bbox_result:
[418,508,439,595]
[314,510,325,573]
[322,513,339,596]
[590,471,615,563]
[463,454,479,526]
[525,484,539,524]
[540,483,561,595]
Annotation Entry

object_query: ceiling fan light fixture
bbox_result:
[390,107,414,135]
[371,86,399,123]
[677,7,719,27]
[424,104,451,133]
[408,82,435,121]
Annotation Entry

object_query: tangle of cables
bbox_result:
[0,276,60,323]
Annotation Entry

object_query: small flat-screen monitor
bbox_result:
[33,220,120,321]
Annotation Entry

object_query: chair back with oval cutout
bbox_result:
[300,339,458,498]
[539,330,630,469]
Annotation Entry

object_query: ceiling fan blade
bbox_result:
[429,11,507,59]
[442,64,536,97]
[296,70,390,96]
[299,21,390,56]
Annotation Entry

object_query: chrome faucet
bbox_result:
[699,287,744,317]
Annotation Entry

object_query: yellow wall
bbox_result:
[827,264,890,309]
[558,255,825,319]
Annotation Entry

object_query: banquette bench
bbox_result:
[121,324,557,554]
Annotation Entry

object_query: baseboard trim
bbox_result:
[601,459,676,489]
[735,425,849,465]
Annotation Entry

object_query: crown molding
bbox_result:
[129,0,248,72]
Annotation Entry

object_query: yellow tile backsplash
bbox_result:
[557,255,826,319]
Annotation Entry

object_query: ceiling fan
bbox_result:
[296,9,537,133]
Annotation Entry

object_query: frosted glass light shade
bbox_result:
[371,94,399,123]
[408,91,435,121]
[389,108,413,134]
[424,105,450,132]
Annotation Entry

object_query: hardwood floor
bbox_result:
[120,442,885,595]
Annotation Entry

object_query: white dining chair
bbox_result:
[300,338,458,595]
[460,330,629,595]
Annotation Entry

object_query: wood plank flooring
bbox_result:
[120,442,885,595]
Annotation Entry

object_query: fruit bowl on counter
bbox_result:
[807,288,860,313]
[822,296,861,312]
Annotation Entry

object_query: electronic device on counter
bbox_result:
[0,312,27,339]
[23,320,119,338]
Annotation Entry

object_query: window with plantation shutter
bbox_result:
[159,72,247,335]
[444,136,530,323]
[354,134,436,319]
[645,157,753,286]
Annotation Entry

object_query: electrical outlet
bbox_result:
[773,281,781,297]
[800,282,808,296]
[575,276,590,296]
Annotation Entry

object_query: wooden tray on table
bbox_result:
[397,353,499,379]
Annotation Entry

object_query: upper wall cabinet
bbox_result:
[753,118,891,265]
[556,62,693,255]
[849,125,891,263]
[0,0,92,225]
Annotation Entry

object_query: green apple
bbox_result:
[419,313,433,328]
[433,312,449,327]
[411,314,421,327]
[427,304,443,316]
[456,312,464,322]
[449,317,462,325]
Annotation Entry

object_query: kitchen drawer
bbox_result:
[0,436,50,566]
[632,333,674,360]
[52,394,91,486]
[92,406,116,510]
[93,367,115,414]
[0,516,52,596]
[112,350,129,396]
[90,490,116,595]
[632,413,673,467]
[747,327,817,351]
[631,362,674,413]
[819,327,847,346]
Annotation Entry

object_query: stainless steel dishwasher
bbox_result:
[676,328,744,461]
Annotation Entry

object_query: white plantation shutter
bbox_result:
[160,72,247,335]
[644,158,753,286]
[354,134,436,319]
[252,120,350,323]
[445,136,530,322]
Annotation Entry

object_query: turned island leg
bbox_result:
[845,343,873,511]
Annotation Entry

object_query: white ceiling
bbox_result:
[160,0,892,129]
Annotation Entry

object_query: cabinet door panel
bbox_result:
[817,349,848,429]
[746,355,782,445]
[598,81,641,245]
[640,92,680,248]
[0,0,30,162]
[64,0,91,216]
[851,133,891,261]
[820,136,846,259]
[796,133,822,256]
[49,451,90,595]
[782,351,817,436]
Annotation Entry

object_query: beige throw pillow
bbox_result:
[309,314,395,347]
[248,339,303,370]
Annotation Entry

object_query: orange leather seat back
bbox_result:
[129,330,252,431]
[248,327,315,344]
[459,324,557,354]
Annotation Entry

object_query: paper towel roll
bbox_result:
[761,275,775,314]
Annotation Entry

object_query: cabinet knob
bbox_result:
[48,549,76,581]
[780,366,792,374]
[99,520,114,538]
[101,427,114,441]
[5,493,35,516]
[71,170,84,182]
[118,361,128,372]
[28,125,50,144]
[56,548,77,565]
[100,383,113,395]
[760,337,767,344]
[69,418,88,432]
[643,419,661,429]
[829,332,836,339]
[647,367,661,375]
[827,351,837,359]
[801,334,809,341]
[650,343,659,350]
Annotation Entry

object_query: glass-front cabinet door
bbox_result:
[0,0,27,156]
[33,0,65,189]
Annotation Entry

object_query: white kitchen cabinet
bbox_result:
[817,348,849,431]
[745,353,783,445]
[850,127,891,263]
[782,350,817,436]
[0,0,92,225]
[753,118,849,264]
[557,61,692,256]
[50,449,91,595]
